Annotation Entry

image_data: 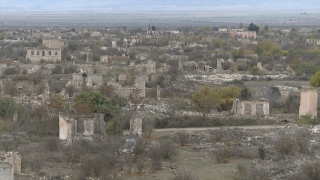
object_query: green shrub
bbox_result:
[249,67,260,75]
[258,146,266,160]
[297,114,318,127]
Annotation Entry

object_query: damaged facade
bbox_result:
[233,99,270,116]
[42,39,64,49]
[147,60,156,74]
[59,114,106,144]
[299,90,318,117]
[107,80,146,99]
[130,113,143,136]
[0,151,21,180]
[26,49,62,63]
[67,73,103,90]
[230,30,257,39]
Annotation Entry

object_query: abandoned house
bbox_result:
[299,89,318,117]
[59,114,106,144]
[233,99,270,116]
[230,31,257,39]
[305,39,320,45]
[67,73,103,90]
[26,49,62,63]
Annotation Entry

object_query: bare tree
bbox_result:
[2,79,18,96]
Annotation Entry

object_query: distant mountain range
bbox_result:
[0,0,319,12]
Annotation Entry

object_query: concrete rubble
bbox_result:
[185,73,290,84]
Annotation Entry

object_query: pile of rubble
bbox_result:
[185,73,290,83]
[274,85,300,92]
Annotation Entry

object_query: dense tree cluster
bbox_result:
[248,23,260,33]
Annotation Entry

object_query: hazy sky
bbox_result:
[0,0,319,11]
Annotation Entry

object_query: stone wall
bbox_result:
[306,39,320,45]
[233,99,269,116]
[0,151,21,180]
[59,114,106,144]
[242,31,256,39]
[299,90,317,117]
[112,41,117,48]
[59,114,76,144]
[231,31,256,39]
[108,81,145,99]
[26,49,61,63]
[257,62,263,70]
[81,117,95,137]
[0,163,12,180]
[130,113,142,136]
[147,60,156,74]
[42,39,64,49]
[68,73,103,90]
[0,64,7,76]
[217,58,223,71]
[100,55,108,62]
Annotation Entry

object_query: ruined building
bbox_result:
[306,39,320,45]
[230,31,257,39]
[233,99,270,116]
[299,90,318,117]
[100,55,127,65]
[100,55,109,62]
[130,112,143,136]
[26,49,61,63]
[147,60,156,74]
[216,58,224,72]
[0,152,21,180]
[42,39,64,49]
[59,114,106,144]
[66,73,103,90]
[107,80,146,99]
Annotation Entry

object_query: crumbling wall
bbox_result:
[299,90,317,117]
[94,114,106,139]
[178,60,183,70]
[83,119,94,137]
[112,41,117,48]
[147,60,156,74]
[59,114,106,144]
[257,62,263,70]
[0,163,12,180]
[68,73,103,89]
[42,39,64,49]
[59,114,76,144]
[108,81,145,99]
[230,30,256,39]
[0,151,21,179]
[100,55,108,62]
[242,31,256,39]
[233,99,269,116]
[130,114,142,136]
[217,58,223,72]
